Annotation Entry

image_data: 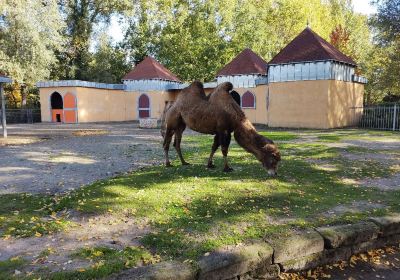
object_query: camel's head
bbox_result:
[261,143,281,176]
[254,135,281,176]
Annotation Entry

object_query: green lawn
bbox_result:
[1,129,399,279]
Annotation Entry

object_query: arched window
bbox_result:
[241,91,255,109]
[138,94,150,118]
[230,90,241,106]
[51,92,63,109]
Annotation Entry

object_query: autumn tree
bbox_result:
[0,0,64,107]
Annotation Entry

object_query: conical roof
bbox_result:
[217,48,268,76]
[269,27,356,66]
[123,56,181,82]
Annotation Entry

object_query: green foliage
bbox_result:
[0,257,26,279]
[54,0,133,80]
[87,33,130,83]
[121,0,371,82]
[0,0,65,85]
[366,0,400,103]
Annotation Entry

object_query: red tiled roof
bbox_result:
[269,27,356,66]
[123,56,181,82]
[217,48,268,76]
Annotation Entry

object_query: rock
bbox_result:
[369,215,400,236]
[268,230,324,263]
[316,222,379,249]
[250,263,280,279]
[111,261,196,280]
[280,246,352,272]
[197,242,273,280]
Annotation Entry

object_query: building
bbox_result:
[38,27,367,128]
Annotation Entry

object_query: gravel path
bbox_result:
[0,123,167,194]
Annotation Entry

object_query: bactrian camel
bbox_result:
[161,81,281,176]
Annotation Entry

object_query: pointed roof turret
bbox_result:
[269,27,356,66]
[123,56,181,82]
[217,48,268,76]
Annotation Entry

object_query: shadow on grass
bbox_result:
[0,134,398,261]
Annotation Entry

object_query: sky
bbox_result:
[107,0,377,44]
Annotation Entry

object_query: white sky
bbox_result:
[107,0,377,44]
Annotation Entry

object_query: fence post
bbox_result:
[394,104,397,131]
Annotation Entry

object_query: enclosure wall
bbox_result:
[268,80,330,128]
[327,81,364,128]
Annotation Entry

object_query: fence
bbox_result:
[350,104,399,131]
[0,109,41,124]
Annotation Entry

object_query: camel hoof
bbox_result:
[223,167,233,172]
[207,163,216,169]
[182,161,191,166]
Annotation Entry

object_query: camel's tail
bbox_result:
[160,101,174,138]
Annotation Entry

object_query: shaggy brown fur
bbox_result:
[161,81,281,175]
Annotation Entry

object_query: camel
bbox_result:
[161,81,281,176]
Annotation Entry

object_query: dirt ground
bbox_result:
[0,124,399,278]
[0,122,167,194]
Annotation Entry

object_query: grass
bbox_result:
[0,129,399,279]
[0,257,26,279]
[40,246,157,280]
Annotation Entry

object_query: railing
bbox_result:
[350,104,399,131]
[0,109,41,124]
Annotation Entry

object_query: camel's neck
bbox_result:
[233,120,262,159]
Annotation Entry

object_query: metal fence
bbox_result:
[0,109,41,124]
[350,104,399,131]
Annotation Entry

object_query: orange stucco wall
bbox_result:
[268,80,330,128]
[327,80,364,128]
[39,80,363,128]
[235,85,268,125]
[39,86,177,123]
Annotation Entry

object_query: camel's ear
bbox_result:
[266,144,281,160]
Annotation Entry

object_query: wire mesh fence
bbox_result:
[350,104,400,131]
[0,109,41,124]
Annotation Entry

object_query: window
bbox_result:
[241,91,256,109]
[138,94,150,118]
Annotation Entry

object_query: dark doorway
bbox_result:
[56,114,61,122]
[51,92,63,109]
[230,90,241,106]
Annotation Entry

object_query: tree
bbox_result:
[330,25,351,58]
[87,33,130,83]
[56,0,133,80]
[122,0,157,66]
[367,0,400,103]
[0,0,65,107]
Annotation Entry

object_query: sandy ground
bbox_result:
[0,123,167,194]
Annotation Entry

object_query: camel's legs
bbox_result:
[207,134,220,168]
[173,124,189,165]
[220,132,233,172]
[163,128,174,167]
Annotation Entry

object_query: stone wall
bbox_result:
[112,214,400,280]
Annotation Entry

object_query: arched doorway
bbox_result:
[230,90,241,106]
[138,94,150,118]
[51,92,63,122]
